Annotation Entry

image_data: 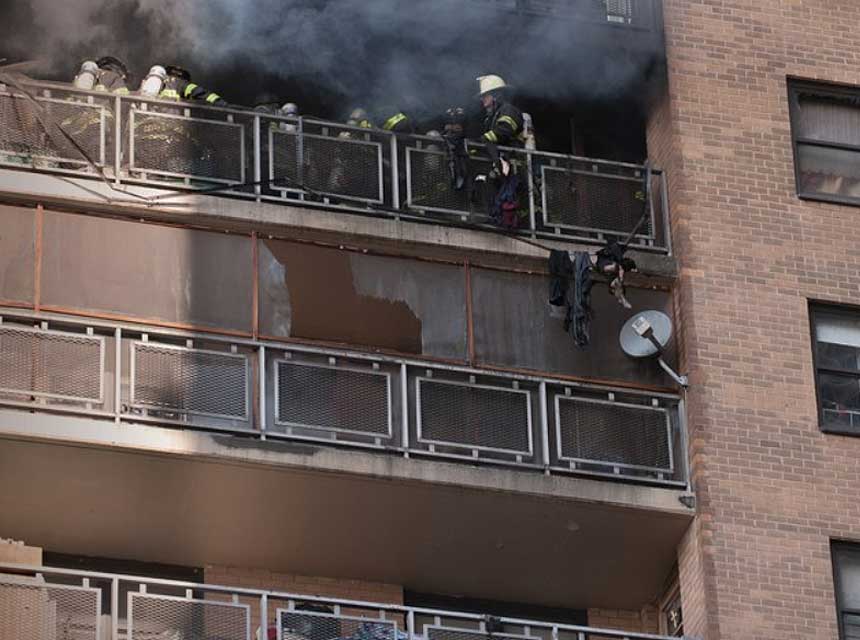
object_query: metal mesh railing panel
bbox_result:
[0,578,100,640]
[605,0,634,22]
[132,343,248,419]
[275,361,391,436]
[556,397,671,472]
[541,165,650,237]
[131,110,244,182]
[299,135,382,201]
[0,93,107,166]
[278,610,397,640]
[129,593,249,640]
[417,378,531,454]
[270,129,301,189]
[406,147,481,216]
[0,326,103,402]
[427,627,540,640]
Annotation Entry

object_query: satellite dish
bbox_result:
[619,310,688,387]
[620,310,673,358]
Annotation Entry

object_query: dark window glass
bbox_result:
[789,81,860,204]
[813,306,860,433]
[832,543,860,639]
[662,588,683,637]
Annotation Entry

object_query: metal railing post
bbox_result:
[254,115,262,201]
[297,116,305,189]
[114,327,122,424]
[679,390,691,493]
[407,609,416,640]
[660,170,673,256]
[259,345,267,440]
[539,381,550,470]
[400,363,409,457]
[111,577,119,640]
[527,150,537,234]
[261,592,268,640]
[114,95,122,185]
[391,134,400,211]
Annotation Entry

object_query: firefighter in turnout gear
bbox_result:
[476,75,527,228]
[134,66,225,181]
[159,65,226,106]
[478,74,524,154]
[55,57,130,170]
[93,56,130,94]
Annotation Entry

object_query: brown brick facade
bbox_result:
[647,1,860,638]
[204,565,404,637]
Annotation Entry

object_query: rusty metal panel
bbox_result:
[0,204,35,303]
[471,267,676,385]
[258,240,467,359]
[41,211,253,331]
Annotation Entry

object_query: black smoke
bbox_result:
[0,0,664,157]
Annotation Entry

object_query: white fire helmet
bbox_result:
[477,74,508,97]
[280,102,299,117]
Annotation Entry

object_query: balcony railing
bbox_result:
[0,564,687,640]
[0,308,687,488]
[0,80,672,254]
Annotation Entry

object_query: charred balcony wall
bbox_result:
[0,204,686,488]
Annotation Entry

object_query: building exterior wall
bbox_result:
[586,607,659,634]
[205,565,404,605]
[651,1,860,638]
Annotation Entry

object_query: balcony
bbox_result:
[0,564,686,640]
[0,307,687,488]
[0,80,672,255]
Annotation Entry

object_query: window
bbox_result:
[832,542,860,639]
[659,579,684,638]
[810,304,860,434]
[788,80,860,205]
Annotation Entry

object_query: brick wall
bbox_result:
[205,565,403,637]
[587,607,659,635]
[648,1,860,638]
[205,565,403,604]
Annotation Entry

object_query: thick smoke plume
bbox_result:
[0,0,662,141]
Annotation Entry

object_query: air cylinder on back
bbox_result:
[73,61,99,91]
[139,65,167,97]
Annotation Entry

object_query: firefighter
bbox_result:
[477,74,524,155]
[278,103,299,133]
[57,57,130,170]
[476,75,526,228]
[158,65,226,106]
[93,56,130,94]
[72,57,130,94]
[346,107,372,130]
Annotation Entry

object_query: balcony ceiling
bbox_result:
[0,435,689,610]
